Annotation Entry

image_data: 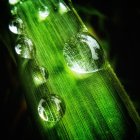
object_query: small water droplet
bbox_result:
[38,5,50,21]
[38,95,65,127]
[63,32,105,74]
[9,18,24,34]
[58,2,70,14]
[9,0,26,5]
[9,0,20,5]
[11,6,18,15]
[15,36,35,59]
[32,65,49,86]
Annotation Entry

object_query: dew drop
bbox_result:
[15,36,35,59]
[11,6,18,15]
[58,1,70,14]
[32,65,49,86]
[9,0,26,5]
[9,0,20,5]
[9,18,24,34]
[38,5,50,21]
[63,32,105,74]
[38,95,65,127]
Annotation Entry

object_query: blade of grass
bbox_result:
[7,0,140,139]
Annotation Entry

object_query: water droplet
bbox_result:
[9,0,26,5]
[9,0,20,5]
[32,65,49,86]
[38,5,50,21]
[11,6,18,15]
[58,2,70,14]
[38,95,65,127]
[9,18,24,34]
[63,32,105,74]
[15,36,35,59]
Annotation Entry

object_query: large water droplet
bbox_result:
[9,18,24,34]
[15,36,35,59]
[32,65,49,86]
[38,95,65,127]
[38,5,50,21]
[63,32,105,74]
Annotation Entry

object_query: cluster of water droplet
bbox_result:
[8,0,105,127]
[8,0,66,127]
[9,1,35,59]
[37,0,70,21]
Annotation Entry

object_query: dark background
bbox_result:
[0,0,140,139]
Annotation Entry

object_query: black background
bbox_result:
[0,0,140,139]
